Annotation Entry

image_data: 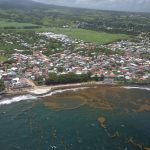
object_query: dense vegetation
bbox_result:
[0,56,8,62]
[35,73,104,85]
[0,79,5,92]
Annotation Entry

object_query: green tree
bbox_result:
[35,76,45,85]
[45,73,58,85]
[0,80,5,92]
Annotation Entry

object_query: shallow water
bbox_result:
[0,87,150,150]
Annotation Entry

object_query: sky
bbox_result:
[33,0,150,12]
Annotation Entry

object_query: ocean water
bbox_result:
[0,87,150,150]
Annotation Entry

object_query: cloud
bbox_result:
[33,0,150,12]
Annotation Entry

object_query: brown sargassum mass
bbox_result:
[97,116,150,149]
[43,86,114,111]
[127,137,150,150]
[42,86,150,148]
[97,116,119,139]
[43,86,150,112]
[97,116,107,128]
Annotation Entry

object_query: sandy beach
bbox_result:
[22,81,109,95]
[3,81,150,98]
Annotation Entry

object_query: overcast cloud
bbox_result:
[33,0,150,12]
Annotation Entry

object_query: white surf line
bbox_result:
[123,86,150,91]
[0,95,37,106]
[0,87,89,106]
[39,87,89,97]
[29,88,51,95]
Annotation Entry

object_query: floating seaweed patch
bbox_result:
[97,116,107,128]
[127,137,150,150]
[97,116,120,139]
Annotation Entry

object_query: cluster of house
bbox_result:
[38,32,74,45]
[0,32,150,89]
[0,32,49,51]
[0,65,32,89]
[38,32,85,48]
[1,32,82,55]
[104,33,150,53]
[48,50,150,81]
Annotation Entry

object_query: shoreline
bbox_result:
[2,82,116,96]
[0,82,118,101]
[0,82,150,107]
[1,81,150,98]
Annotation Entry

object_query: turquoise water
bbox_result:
[0,88,150,150]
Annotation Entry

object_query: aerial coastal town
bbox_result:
[0,1,150,150]
[0,31,150,91]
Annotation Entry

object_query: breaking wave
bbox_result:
[0,87,89,106]
[0,95,37,106]
[40,87,89,97]
[123,86,150,91]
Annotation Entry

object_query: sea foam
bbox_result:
[123,86,150,91]
[0,95,37,106]
[40,87,89,97]
[0,87,88,106]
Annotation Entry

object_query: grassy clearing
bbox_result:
[0,56,8,62]
[0,19,40,28]
[48,28,131,44]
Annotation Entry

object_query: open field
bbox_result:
[0,19,40,29]
[0,56,8,62]
[48,28,131,44]
[36,28,131,44]
[4,27,131,44]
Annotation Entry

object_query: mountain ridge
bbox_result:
[0,0,51,9]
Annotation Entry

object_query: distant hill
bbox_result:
[0,0,149,34]
[0,0,88,11]
[0,0,51,9]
